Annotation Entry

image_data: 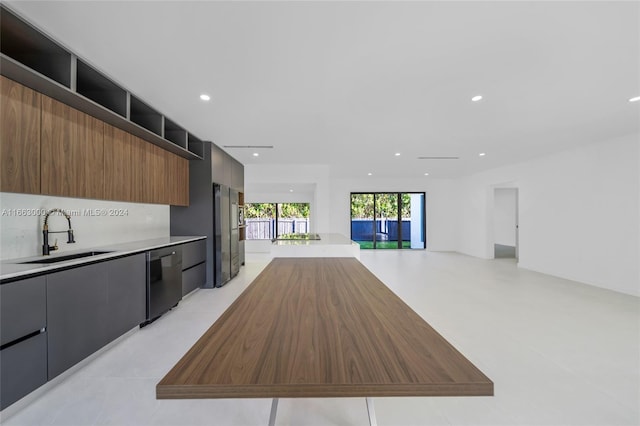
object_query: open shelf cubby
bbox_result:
[164,117,187,149]
[129,95,163,137]
[187,134,204,158]
[76,60,127,118]
[0,7,71,88]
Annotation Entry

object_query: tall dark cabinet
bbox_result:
[230,189,240,278]
[213,182,231,286]
[171,141,244,288]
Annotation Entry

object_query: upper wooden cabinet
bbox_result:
[2,78,189,206]
[104,126,188,206]
[0,75,41,194]
[41,96,104,199]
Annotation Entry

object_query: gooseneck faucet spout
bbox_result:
[43,208,76,255]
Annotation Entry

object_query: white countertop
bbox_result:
[271,233,358,246]
[0,236,206,282]
[271,233,360,259]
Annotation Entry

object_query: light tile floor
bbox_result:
[2,251,638,426]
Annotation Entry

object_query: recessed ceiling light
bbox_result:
[424,173,429,176]
[479,152,486,157]
[471,95,483,102]
[367,173,373,176]
[289,189,293,192]
[629,96,640,102]
[252,152,259,157]
[199,94,211,101]
[395,152,401,156]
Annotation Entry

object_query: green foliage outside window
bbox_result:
[244,203,276,218]
[245,203,309,218]
[279,203,310,218]
[350,194,411,219]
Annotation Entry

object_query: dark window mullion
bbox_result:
[275,203,280,239]
[372,194,377,249]
[397,193,402,249]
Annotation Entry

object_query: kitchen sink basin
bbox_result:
[19,251,114,264]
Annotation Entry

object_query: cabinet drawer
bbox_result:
[182,239,206,270]
[182,262,205,296]
[0,276,46,346]
[0,333,47,410]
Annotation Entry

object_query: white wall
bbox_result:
[456,133,640,296]
[494,188,517,246]
[0,193,169,260]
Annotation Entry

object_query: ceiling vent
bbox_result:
[417,156,459,160]
[223,145,274,149]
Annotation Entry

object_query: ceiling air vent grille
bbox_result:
[417,156,459,160]
[223,145,274,149]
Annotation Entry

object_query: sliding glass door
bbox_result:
[350,192,425,249]
[375,193,399,249]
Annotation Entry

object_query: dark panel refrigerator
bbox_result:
[213,183,231,287]
[230,189,240,279]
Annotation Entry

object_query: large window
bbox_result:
[245,203,310,240]
[350,192,425,249]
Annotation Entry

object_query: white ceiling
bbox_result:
[7,1,640,179]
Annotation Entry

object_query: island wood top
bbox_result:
[157,257,493,399]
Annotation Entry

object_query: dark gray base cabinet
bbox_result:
[0,333,47,410]
[182,263,205,296]
[47,262,108,379]
[46,254,145,379]
[181,239,206,296]
[0,276,47,410]
[106,254,146,341]
[181,239,205,270]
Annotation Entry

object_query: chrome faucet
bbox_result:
[42,208,76,255]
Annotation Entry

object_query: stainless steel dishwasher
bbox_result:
[144,246,182,325]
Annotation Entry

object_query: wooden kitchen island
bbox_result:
[157,257,493,425]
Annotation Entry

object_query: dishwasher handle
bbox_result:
[149,250,177,261]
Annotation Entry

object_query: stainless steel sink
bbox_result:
[19,251,114,264]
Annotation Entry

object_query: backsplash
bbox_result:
[0,192,170,260]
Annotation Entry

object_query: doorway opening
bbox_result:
[493,188,518,259]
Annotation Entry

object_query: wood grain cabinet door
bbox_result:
[141,142,164,204]
[177,155,189,206]
[129,135,145,202]
[41,96,104,199]
[165,151,189,206]
[104,124,133,202]
[0,76,41,194]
